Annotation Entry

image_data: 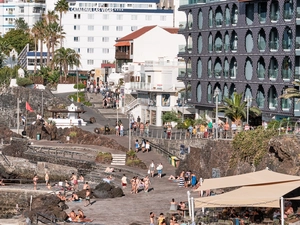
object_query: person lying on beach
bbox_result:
[103,175,114,183]
[105,167,114,173]
[74,209,93,222]
[68,210,77,221]
[56,192,67,201]
[69,192,80,202]
[168,175,179,180]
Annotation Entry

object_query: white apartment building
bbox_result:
[45,0,186,72]
[0,0,45,36]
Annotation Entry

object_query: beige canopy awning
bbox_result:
[194,180,300,208]
[195,169,300,191]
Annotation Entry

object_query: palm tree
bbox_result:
[52,47,81,81]
[218,92,261,125]
[54,0,69,48]
[32,21,45,69]
[280,81,300,100]
[0,39,13,68]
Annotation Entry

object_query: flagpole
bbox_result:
[17,97,19,135]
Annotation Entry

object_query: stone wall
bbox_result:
[0,188,50,218]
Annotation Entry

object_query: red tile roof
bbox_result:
[117,25,178,42]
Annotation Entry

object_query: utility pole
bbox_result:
[17,97,19,135]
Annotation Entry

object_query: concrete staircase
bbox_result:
[111,153,126,166]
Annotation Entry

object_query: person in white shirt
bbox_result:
[119,124,124,136]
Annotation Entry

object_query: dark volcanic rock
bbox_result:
[23,194,69,223]
[93,182,124,199]
[90,117,96,124]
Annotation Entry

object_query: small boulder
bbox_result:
[90,117,96,124]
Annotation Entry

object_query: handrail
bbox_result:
[36,212,59,225]
[147,140,174,158]
[125,98,140,112]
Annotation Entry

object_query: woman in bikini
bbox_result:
[144,175,151,193]
[130,177,136,194]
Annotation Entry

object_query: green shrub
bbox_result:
[17,77,33,86]
[74,83,86,90]
[95,152,112,163]
[69,131,77,137]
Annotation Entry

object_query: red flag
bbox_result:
[26,102,34,112]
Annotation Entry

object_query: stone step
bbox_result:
[111,154,126,166]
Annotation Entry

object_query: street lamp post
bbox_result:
[214,88,220,140]
[128,113,132,151]
[41,90,44,117]
[245,96,252,125]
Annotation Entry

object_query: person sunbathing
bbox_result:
[74,209,93,222]
[105,167,114,173]
[168,175,179,180]
[68,210,77,221]
[69,192,80,202]
[56,192,67,201]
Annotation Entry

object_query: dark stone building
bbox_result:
[178,0,300,122]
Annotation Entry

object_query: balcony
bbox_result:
[179,21,186,31]
[258,14,266,23]
[127,82,152,91]
[224,44,230,52]
[268,69,278,80]
[269,99,277,109]
[257,97,264,108]
[179,0,206,6]
[231,43,237,51]
[282,41,291,50]
[208,44,213,53]
[282,69,291,81]
[178,45,186,54]
[225,18,230,26]
[115,50,130,60]
[187,44,192,53]
[224,70,229,78]
[187,68,192,77]
[215,18,222,27]
[230,69,236,79]
[232,17,238,25]
[215,44,222,52]
[208,69,212,78]
[258,40,266,51]
[214,69,221,78]
[209,19,213,27]
[269,41,278,51]
[282,99,291,111]
[284,10,293,20]
[270,13,279,21]
[187,21,193,29]
[178,68,186,78]
[257,69,265,79]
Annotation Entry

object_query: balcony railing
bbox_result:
[179,21,186,31]
[224,70,229,78]
[187,68,192,77]
[208,44,213,53]
[178,68,186,77]
[284,10,293,20]
[282,69,291,80]
[224,44,230,52]
[127,82,152,90]
[297,9,300,18]
[208,69,212,78]
[270,13,279,21]
[215,44,222,52]
[215,18,222,26]
[258,40,266,51]
[225,18,230,25]
[269,41,278,50]
[178,45,186,54]
[230,69,236,79]
[257,97,264,108]
[214,70,221,78]
[282,41,291,50]
[209,18,213,27]
[187,44,192,53]
[269,69,278,80]
[257,69,265,79]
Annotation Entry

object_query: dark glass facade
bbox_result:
[178,0,300,118]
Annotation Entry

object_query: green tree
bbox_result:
[0,66,19,85]
[52,47,81,81]
[3,29,33,53]
[218,92,261,125]
[161,110,180,124]
[14,18,29,32]
[55,0,69,48]
[0,39,13,68]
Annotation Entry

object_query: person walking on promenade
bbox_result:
[119,123,124,136]
[33,174,38,190]
[144,175,150,192]
[130,176,136,194]
[135,140,139,153]
[121,174,127,189]
[45,171,49,186]
[149,212,155,225]
[157,163,163,178]
[149,160,155,177]
[135,176,141,194]
[70,173,78,191]
[145,140,150,153]
[84,188,91,207]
